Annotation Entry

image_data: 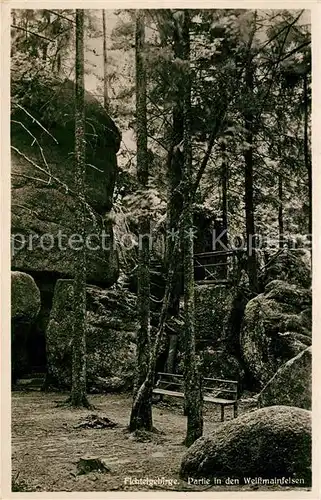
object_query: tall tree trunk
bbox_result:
[163,13,185,371]
[130,235,180,429]
[130,143,215,427]
[71,9,89,408]
[221,140,228,248]
[303,73,312,241]
[243,65,258,292]
[182,10,203,447]
[164,19,185,316]
[102,10,109,112]
[278,174,284,248]
[165,333,178,373]
[129,10,152,432]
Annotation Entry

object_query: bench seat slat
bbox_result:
[157,373,237,385]
[154,388,184,398]
[153,388,236,405]
[204,396,236,405]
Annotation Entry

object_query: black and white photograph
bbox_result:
[5,4,315,494]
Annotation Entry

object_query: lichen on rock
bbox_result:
[11,271,41,323]
[46,280,137,391]
[258,346,311,410]
[240,280,311,387]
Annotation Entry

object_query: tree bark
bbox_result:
[278,174,284,249]
[243,64,258,292]
[221,140,228,249]
[130,233,180,427]
[303,73,312,241]
[182,10,203,447]
[71,9,90,408]
[165,334,178,373]
[165,15,185,316]
[129,10,152,432]
[102,10,109,112]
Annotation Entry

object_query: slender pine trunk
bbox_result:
[164,19,185,317]
[129,10,152,432]
[221,140,228,248]
[278,174,284,248]
[165,333,178,373]
[243,64,258,293]
[182,10,203,447]
[71,9,89,408]
[102,10,109,112]
[303,73,312,241]
[163,15,185,372]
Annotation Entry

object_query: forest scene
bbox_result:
[10,8,312,492]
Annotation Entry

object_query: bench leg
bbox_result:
[221,405,225,422]
[234,402,238,418]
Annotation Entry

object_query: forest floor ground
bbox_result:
[11,391,310,493]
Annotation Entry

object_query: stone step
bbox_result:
[15,375,45,390]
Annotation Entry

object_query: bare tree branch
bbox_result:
[11,24,54,42]
[254,10,305,58]
[14,104,59,144]
[11,120,51,174]
[45,9,76,25]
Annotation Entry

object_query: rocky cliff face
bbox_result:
[11,76,121,375]
[11,77,121,286]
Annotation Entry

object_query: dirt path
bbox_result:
[11,391,306,492]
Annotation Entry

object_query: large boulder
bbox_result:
[11,271,41,380]
[240,280,311,387]
[262,249,311,289]
[258,347,312,410]
[46,280,137,391]
[180,406,311,486]
[11,271,41,323]
[11,75,121,285]
[194,284,235,344]
[200,348,245,384]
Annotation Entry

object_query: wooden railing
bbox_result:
[194,249,246,285]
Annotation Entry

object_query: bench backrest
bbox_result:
[155,372,238,400]
[203,377,238,400]
[155,372,184,391]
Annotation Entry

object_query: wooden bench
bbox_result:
[153,372,238,422]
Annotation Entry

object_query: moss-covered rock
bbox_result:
[262,249,311,289]
[11,271,41,381]
[200,348,244,383]
[180,405,311,486]
[11,271,41,323]
[194,285,235,343]
[11,77,120,285]
[240,280,311,387]
[258,347,311,410]
[46,280,137,391]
